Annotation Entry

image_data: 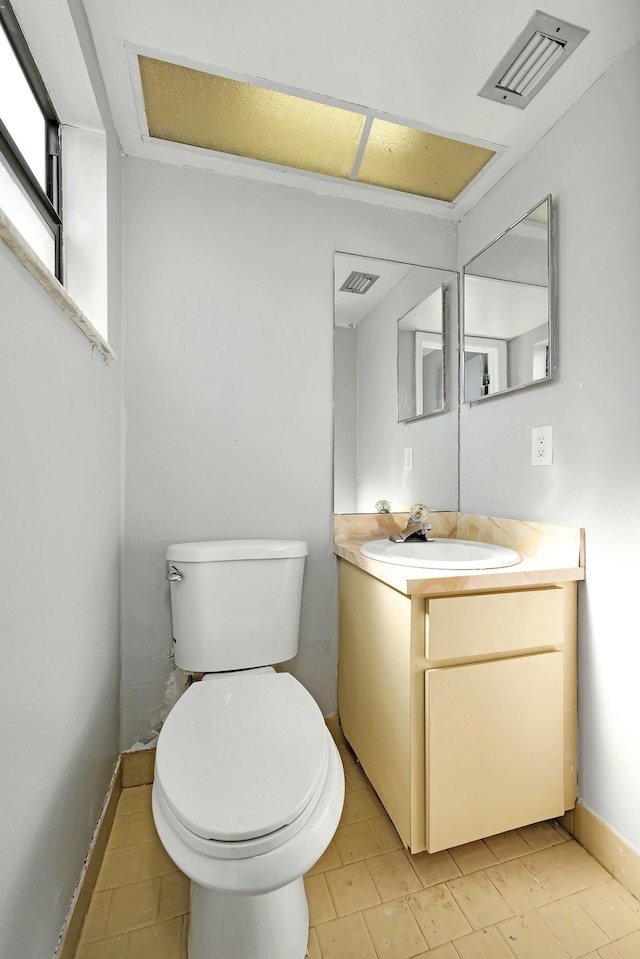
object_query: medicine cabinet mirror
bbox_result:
[462,196,555,403]
[334,252,458,514]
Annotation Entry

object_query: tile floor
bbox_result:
[75,730,640,959]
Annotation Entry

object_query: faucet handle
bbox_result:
[409,503,430,524]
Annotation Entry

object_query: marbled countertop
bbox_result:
[334,512,585,597]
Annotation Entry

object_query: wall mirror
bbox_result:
[334,252,459,514]
[462,195,554,403]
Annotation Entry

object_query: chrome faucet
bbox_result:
[389,522,434,543]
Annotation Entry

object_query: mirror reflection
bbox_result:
[334,253,458,514]
[397,284,445,421]
[463,196,553,402]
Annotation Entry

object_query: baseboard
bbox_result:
[561,801,640,901]
[122,746,156,787]
[55,759,122,959]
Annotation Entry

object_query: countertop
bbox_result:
[334,512,585,598]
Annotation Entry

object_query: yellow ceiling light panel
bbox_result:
[357,119,495,202]
[138,56,366,179]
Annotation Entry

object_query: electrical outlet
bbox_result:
[404,447,414,471]
[531,425,553,466]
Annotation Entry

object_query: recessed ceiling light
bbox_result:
[137,55,496,203]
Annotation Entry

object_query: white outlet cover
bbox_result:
[531,425,553,466]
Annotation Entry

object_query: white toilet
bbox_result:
[152,539,345,959]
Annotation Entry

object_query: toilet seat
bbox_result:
[155,672,330,852]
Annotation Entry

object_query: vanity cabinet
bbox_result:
[337,559,577,854]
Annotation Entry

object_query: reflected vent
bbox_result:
[339,271,380,294]
[478,11,588,109]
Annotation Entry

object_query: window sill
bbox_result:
[0,208,115,360]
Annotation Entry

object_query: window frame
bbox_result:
[0,0,62,280]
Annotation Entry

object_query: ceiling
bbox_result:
[80,0,640,218]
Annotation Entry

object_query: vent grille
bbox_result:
[497,32,565,96]
[478,11,588,109]
[339,271,380,294]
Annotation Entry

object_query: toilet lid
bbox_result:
[155,673,329,842]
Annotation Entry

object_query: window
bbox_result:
[0,0,62,278]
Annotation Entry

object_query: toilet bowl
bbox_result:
[152,669,344,959]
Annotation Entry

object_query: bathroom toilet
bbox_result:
[152,539,345,959]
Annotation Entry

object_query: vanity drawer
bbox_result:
[425,587,565,661]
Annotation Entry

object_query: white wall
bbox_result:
[0,4,123,954]
[121,158,456,745]
[458,42,640,852]
[0,139,122,959]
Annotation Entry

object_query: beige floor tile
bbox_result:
[366,850,423,902]
[536,898,609,958]
[553,841,611,885]
[424,946,459,959]
[446,870,513,930]
[497,910,572,959]
[158,871,190,921]
[307,926,322,959]
[368,815,403,853]
[573,884,640,941]
[315,913,378,959]
[520,846,588,899]
[407,883,473,947]
[449,840,499,875]
[338,743,357,766]
[340,788,383,826]
[124,810,158,845]
[409,848,462,887]
[127,915,185,959]
[80,889,114,943]
[75,933,130,958]
[116,785,152,816]
[345,761,370,791]
[106,817,129,851]
[335,821,386,864]
[105,878,161,937]
[517,820,568,851]
[598,929,640,958]
[607,878,640,913]
[579,954,602,959]
[484,830,532,862]
[306,839,343,875]
[95,844,145,890]
[362,897,428,959]
[453,924,516,959]
[325,860,382,916]
[304,874,337,925]
[140,840,179,880]
[485,857,551,913]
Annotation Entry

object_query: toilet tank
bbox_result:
[165,539,307,672]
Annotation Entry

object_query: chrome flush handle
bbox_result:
[166,565,183,582]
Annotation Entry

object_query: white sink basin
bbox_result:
[360,537,521,570]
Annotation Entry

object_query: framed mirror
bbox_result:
[462,196,554,403]
[334,252,458,514]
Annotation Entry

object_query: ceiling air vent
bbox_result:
[478,10,589,109]
[339,271,380,294]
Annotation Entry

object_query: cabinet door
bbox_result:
[425,651,564,852]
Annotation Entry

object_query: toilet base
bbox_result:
[188,876,309,959]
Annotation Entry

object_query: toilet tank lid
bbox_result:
[166,539,308,562]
